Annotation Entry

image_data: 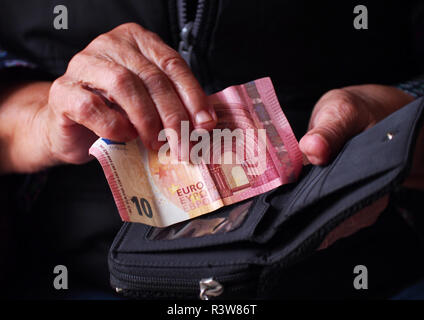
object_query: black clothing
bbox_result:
[2,0,424,135]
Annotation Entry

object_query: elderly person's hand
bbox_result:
[0,23,217,173]
[299,84,415,165]
[46,22,217,165]
[300,84,424,250]
[299,84,424,188]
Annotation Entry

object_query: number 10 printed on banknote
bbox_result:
[89,77,303,227]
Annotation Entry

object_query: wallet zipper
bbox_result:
[111,268,256,299]
[111,167,411,299]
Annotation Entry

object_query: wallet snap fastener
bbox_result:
[386,132,394,141]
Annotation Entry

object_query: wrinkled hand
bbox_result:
[42,23,216,165]
[300,84,423,250]
[299,84,415,165]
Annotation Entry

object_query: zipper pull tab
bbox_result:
[178,22,194,68]
[199,277,224,300]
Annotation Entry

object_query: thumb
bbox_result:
[299,90,370,165]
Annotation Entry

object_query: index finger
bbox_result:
[129,26,217,130]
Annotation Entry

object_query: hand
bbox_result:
[300,84,422,250]
[42,23,216,165]
[299,84,415,165]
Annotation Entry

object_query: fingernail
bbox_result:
[195,110,213,125]
[307,155,322,165]
[209,106,217,121]
[304,133,331,165]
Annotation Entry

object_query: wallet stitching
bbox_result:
[315,141,347,199]
[282,164,326,220]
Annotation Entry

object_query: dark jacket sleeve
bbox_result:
[396,1,424,98]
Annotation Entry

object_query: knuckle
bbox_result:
[94,33,115,46]
[320,124,340,139]
[89,33,126,58]
[158,54,187,75]
[50,77,65,95]
[118,23,147,42]
[119,22,144,33]
[110,67,134,91]
[144,71,172,96]
[67,53,87,72]
[325,89,355,107]
[162,110,185,128]
[322,89,357,118]
[337,101,357,122]
[75,95,100,122]
[88,34,112,52]
[49,77,70,108]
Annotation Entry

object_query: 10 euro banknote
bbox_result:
[89,77,303,227]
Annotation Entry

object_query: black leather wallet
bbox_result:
[108,97,424,299]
